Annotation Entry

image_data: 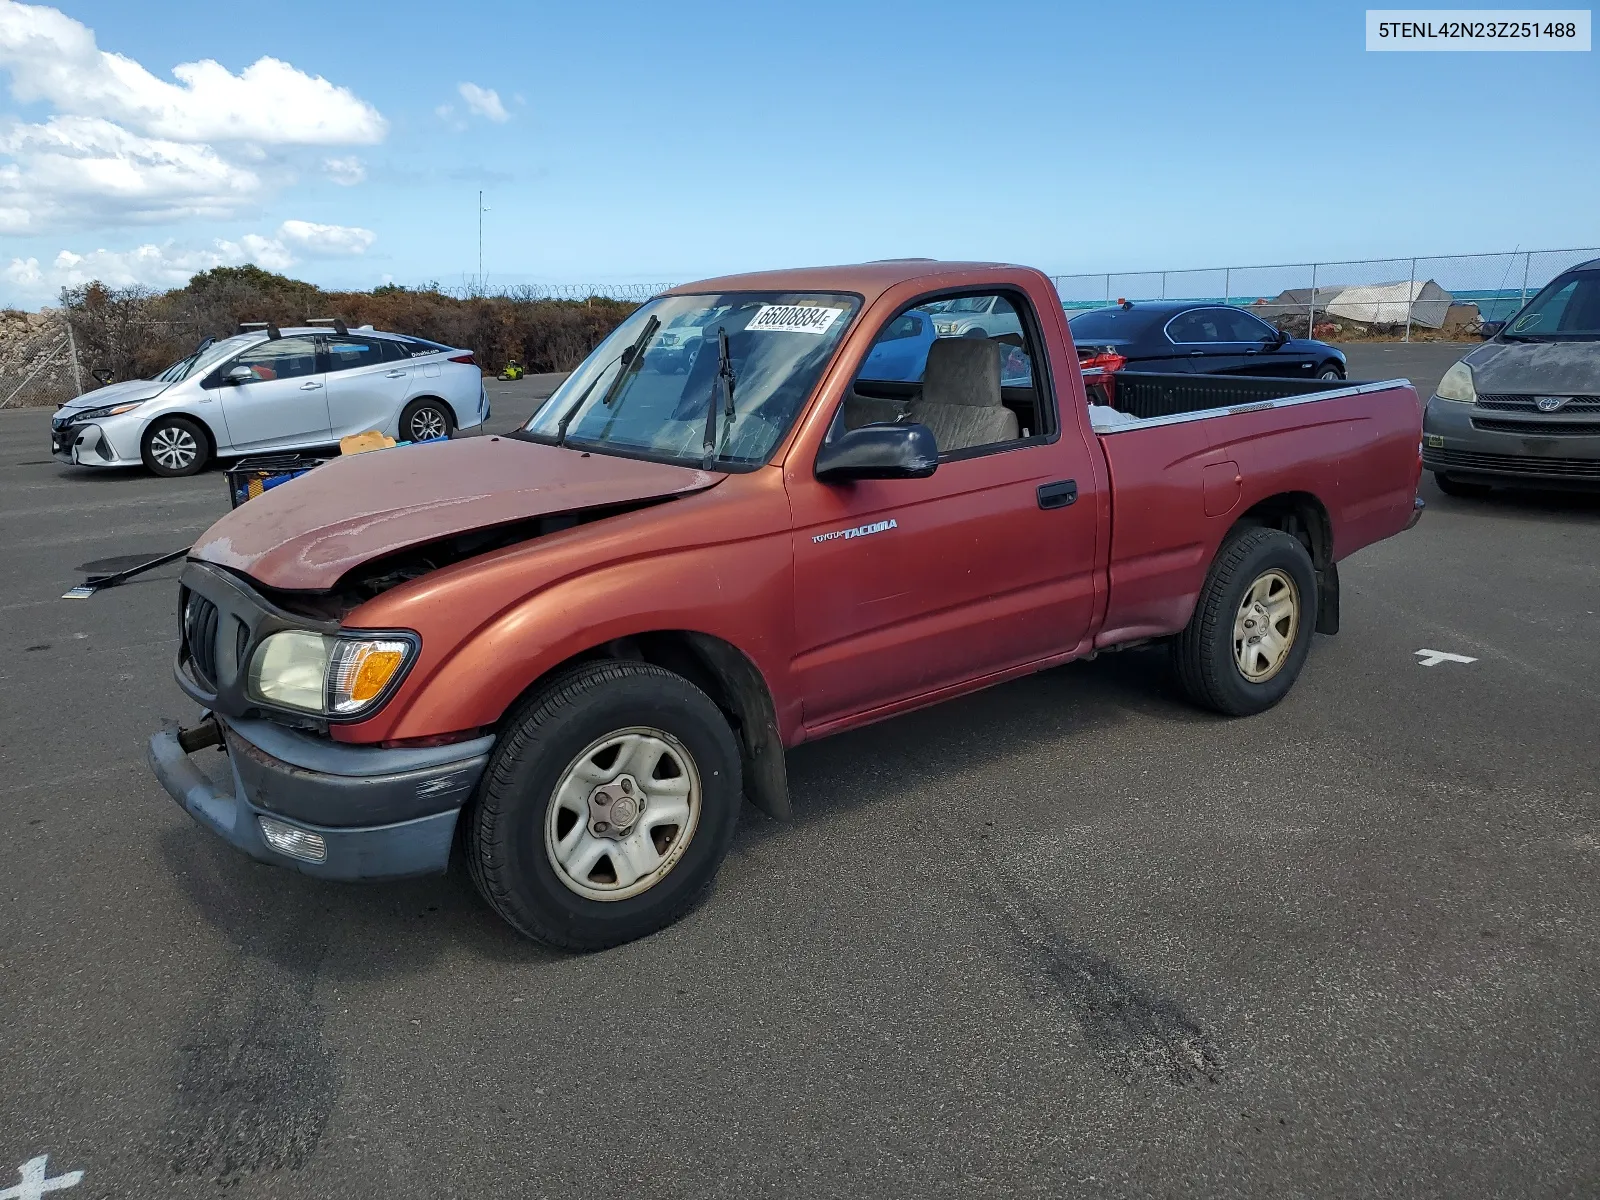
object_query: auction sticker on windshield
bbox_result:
[746,305,847,335]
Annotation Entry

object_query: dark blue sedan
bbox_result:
[1068,301,1346,380]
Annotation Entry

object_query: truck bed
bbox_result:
[1085,370,1359,421]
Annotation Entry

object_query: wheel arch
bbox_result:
[1225,490,1339,634]
[403,393,459,433]
[495,629,790,820]
[142,410,218,460]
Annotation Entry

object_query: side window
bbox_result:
[378,338,411,363]
[1220,308,1276,342]
[843,291,1053,456]
[229,337,319,384]
[1165,311,1227,343]
[325,336,385,372]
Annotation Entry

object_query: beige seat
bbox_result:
[910,338,1019,453]
[842,392,910,430]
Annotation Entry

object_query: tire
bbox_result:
[962,327,989,339]
[400,397,453,443]
[466,660,742,950]
[1171,527,1318,717]
[141,415,208,477]
[1317,363,1345,381]
[1434,471,1493,499]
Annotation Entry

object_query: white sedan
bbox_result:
[50,323,489,476]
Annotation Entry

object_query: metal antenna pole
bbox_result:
[477,190,483,286]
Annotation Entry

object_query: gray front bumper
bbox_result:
[148,715,494,881]
[1423,396,1600,486]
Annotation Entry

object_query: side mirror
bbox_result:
[1480,320,1506,339]
[225,365,255,384]
[90,367,113,385]
[815,422,938,482]
[1273,326,1291,346]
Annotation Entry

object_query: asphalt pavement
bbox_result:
[2,345,1598,1198]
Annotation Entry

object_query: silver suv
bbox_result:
[51,323,488,477]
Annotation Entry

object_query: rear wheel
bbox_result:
[466,661,742,950]
[1171,527,1318,716]
[141,415,208,477]
[1434,471,1493,498]
[400,398,453,443]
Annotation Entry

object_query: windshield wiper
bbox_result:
[554,315,660,447]
[701,327,736,470]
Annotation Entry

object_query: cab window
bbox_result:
[840,290,1054,458]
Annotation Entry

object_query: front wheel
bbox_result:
[466,661,742,950]
[400,398,453,443]
[1171,527,1318,716]
[141,415,208,477]
[1317,363,1345,381]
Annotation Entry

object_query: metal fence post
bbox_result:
[1160,271,1167,299]
[1519,253,1531,307]
[1403,256,1417,343]
[1307,262,1318,335]
[1224,267,1231,306]
[1104,273,1110,304]
[64,318,83,395]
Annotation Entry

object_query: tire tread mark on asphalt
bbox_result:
[162,842,338,1186]
[987,869,1225,1088]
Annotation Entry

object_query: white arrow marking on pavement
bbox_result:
[1415,649,1478,667]
[0,1156,84,1200]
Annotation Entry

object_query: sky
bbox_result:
[0,0,1596,308]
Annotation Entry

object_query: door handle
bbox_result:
[300,380,323,390]
[1037,480,1077,510]
[1190,350,1205,355]
[384,370,407,378]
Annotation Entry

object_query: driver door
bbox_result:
[212,336,331,450]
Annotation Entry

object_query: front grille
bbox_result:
[1425,447,1600,478]
[183,592,221,688]
[1472,417,1600,436]
[1475,393,1600,412]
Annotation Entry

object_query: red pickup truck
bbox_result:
[149,261,1424,949]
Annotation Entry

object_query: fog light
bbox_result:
[259,817,327,863]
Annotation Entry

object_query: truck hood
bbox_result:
[193,436,726,591]
[1461,339,1600,393]
[54,378,171,413]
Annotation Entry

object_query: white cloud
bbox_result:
[2,219,376,303]
[322,155,365,186]
[0,115,260,232]
[0,0,385,144]
[278,219,374,257]
[457,82,508,123]
[0,0,385,232]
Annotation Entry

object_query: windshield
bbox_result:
[924,296,992,314]
[153,336,252,383]
[523,292,860,469]
[1505,272,1600,340]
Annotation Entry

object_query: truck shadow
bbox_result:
[156,646,1211,969]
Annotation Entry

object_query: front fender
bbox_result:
[341,531,796,744]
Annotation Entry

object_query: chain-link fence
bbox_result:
[425,280,675,302]
[1051,247,1600,341]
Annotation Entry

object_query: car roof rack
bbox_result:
[237,321,282,339]
[304,317,350,336]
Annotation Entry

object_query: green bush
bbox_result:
[62,268,639,384]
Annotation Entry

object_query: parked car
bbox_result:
[1068,301,1347,379]
[859,308,937,380]
[924,293,1023,339]
[50,324,487,477]
[1422,257,1600,494]
[148,260,1422,950]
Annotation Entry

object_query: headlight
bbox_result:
[77,399,147,421]
[1435,362,1476,403]
[248,630,416,716]
[934,322,958,335]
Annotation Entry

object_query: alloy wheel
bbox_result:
[409,406,448,441]
[149,426,198,471]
